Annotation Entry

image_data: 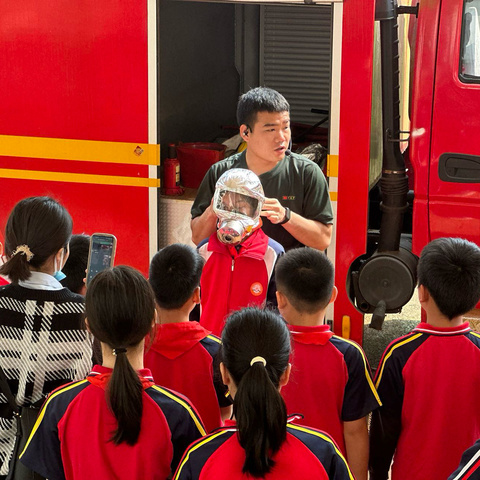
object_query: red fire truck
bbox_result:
[0,0,478,344]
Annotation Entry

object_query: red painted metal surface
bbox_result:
[428,0,480,245]
[410,0,480,255]
[0,0,151,274]
[3,0,478,337]
[408,0,441,256]
[334,0,376,344]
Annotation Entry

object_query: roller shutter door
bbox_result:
[260,5,332,124]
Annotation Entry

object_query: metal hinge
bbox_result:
[397,3,419,18]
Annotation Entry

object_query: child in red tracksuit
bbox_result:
[369,238,480,480]
[276,247,381,480]
[20,266,205,480]
[173,307,354,480]
[145,244,232,432]
[198,168,284,336]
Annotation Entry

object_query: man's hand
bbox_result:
[261,198,287,224]
[261,197,332,251]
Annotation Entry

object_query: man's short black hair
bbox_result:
[61,234,90,294]
[275,247,334,314]
[418,237,480,319]
[149,244,204,310]
[236,87,290,129]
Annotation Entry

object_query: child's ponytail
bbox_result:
[234,360,287,476]
[85,266,156,447]
[108,349,144,445]
[0,250,31,284]
[221,308,291,478]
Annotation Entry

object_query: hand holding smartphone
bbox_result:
[86,233,117,286]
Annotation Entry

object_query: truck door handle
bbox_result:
[439,153,480,183]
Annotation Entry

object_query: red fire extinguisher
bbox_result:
[163,143,183,195]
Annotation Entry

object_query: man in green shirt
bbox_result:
[191,87,333,251]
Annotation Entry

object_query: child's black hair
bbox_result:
[61,234,90,294]
[275,247,334,313]
[149,244,204,310]
[221,307,290,477]
[85,265,156,446]
[0,196,72,283]
[418,237,480,319]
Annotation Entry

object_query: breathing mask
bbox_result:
[213,168,265,245]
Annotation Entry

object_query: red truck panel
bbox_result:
[0,0,152,274]
[334,0,376,343]
[428,0,480,245]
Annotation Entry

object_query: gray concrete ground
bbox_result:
[362,291,480,371]
[363,289,421,372]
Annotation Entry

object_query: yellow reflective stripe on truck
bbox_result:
[0,134,160,165]
[0,168,160,188]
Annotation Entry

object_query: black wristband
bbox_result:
[278,207,291,225]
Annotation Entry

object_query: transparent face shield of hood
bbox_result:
[212,169,265,245]
[215,191,259,219]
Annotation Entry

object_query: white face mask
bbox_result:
[213,169,265,245]
[53,249,66,282]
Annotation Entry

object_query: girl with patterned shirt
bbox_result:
[0,196,93,478]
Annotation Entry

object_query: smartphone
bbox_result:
[86,233,117,286]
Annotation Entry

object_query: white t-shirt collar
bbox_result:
[18,271,64,291]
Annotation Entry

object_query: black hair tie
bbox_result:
[112,347,127,356]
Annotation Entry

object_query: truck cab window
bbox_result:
[460,0,480,81]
